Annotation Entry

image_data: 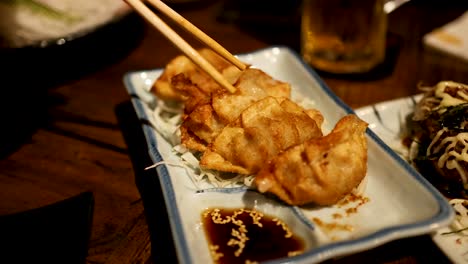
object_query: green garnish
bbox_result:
[437,103,468,131]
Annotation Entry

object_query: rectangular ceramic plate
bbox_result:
[355,95,468,264]
[123,46,454,264]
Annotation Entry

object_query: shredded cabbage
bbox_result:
[143,88,321,189]
[146,100,253,188]
[447,198,468,236]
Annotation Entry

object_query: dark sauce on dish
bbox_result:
[202,208,305,264]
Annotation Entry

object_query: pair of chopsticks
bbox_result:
[124,0,247,93]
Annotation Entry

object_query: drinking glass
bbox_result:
[301,0,387,74]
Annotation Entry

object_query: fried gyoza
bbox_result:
[199,97,323,174]
[180,68,292,151]
[211,68,291,124]
[254,114,368,206]
[152,50,370,208]
[151,48,243,101]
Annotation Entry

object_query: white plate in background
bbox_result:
[356,95,468,264]
[0,0,131,48]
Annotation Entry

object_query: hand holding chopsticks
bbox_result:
[124,0,247,93]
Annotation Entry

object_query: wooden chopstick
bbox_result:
[146,0,247,71]
[124,0,239,93]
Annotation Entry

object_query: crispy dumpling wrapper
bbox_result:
[200,96,323,174]
[151,48,243,101]
[180,68,292,151]
[212,68,291,124]
[254,114,368,206]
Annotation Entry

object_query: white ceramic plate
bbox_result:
[123,46,454,264]
[355,95,468,264]
[0,0,131,48]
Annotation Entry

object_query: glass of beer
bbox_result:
[301,0,387,74]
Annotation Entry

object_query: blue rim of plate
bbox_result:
[123,45,454,264]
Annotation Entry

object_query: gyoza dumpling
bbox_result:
[199,96,323,174]
[151,48,243,101]
[254,115,368,206]
[180,68,291,151]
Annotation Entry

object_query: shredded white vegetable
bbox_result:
[145,90,320,189]
[146,100,253,188]
[448,198,468,236]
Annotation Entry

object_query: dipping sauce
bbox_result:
[202,208,305,264]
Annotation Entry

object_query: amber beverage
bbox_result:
[301,0,387,74]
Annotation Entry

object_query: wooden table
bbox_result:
[0,0,467,263]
